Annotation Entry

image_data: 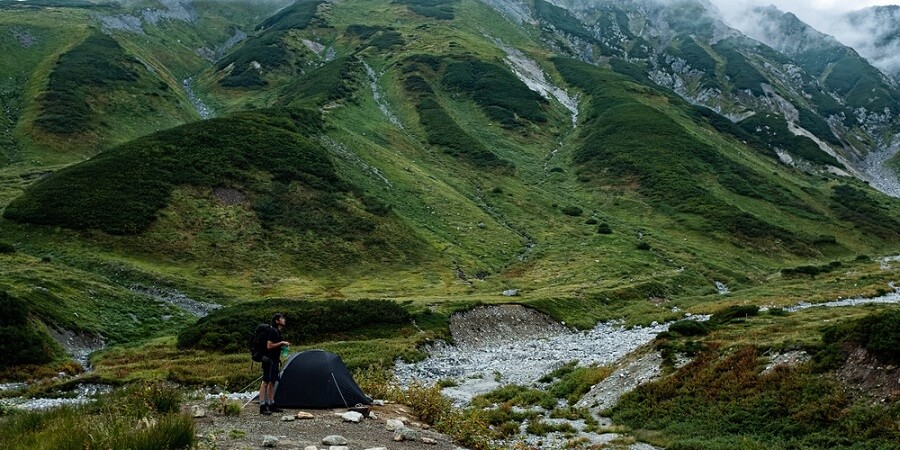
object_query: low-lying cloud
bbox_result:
[710,0,900,79]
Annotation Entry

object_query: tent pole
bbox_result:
[332,372,349,408]
[237,375,263,410]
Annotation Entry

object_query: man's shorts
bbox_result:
[262,357,280,382]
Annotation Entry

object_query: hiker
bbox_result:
[259,313,290,415]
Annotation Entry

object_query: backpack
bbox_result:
[249,323,271,362]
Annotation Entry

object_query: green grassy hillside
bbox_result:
[1,0,897,328]
[0,3,898,447]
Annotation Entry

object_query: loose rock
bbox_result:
[394,427,418,442]
[262,435,279,447]
[281,415,295,422]
[322,435,348,446]
[191,405,206,418]
[385,419,405,431]
[341,411,363,423]
[296,411,315,420]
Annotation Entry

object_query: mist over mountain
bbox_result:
[713,1,900,83]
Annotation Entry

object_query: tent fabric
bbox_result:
[273,349,371,408]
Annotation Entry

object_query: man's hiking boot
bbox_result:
[259,405,272,415]
[269,406,284,413]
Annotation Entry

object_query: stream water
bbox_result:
[4,273,897,412]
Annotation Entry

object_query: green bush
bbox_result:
[0,292,57,368]
[217,32,287,88]
[597,223,612,234]
[830,184,900,239]
[473,384,557,410]
[347,25,404,50]
[668,320,710,337]
[797,107,842,147]
[0,241,15,253]
[553,57,809,249]
[393,0,459,20]
[441,59,547,128]
[636,242,651,251]
[670,36,717,73]
[534,0,594,41]
[255,0,323,31]
[819,310,900,367]
[177,299,412,351]
[781,261,842,277]
[526,419,575,435]
[708,305,759,326]
[738,113,843,168]
[713,40,768,96]
[547,364,611,405]
[561,206,582,216]
[284,56,361,106]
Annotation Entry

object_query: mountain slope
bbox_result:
[494,0,900,191]
[3,0,898,299]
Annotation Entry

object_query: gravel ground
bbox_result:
[394,305,675,405]
[189,400,461,450]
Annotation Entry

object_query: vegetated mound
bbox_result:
[282,56,363,107]
[5,108,430,268]
[32,30,193,142]
[176,299,414,353]
[5,108,332,234]
[35,32,136,134]
[0,291,63,368]
[394,0,460,20]
[610,345,900,448]
[818,309,900,368]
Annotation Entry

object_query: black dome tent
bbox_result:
[273,349,372,408]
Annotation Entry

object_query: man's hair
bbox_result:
[271,313,285,324]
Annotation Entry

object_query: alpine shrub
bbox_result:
[668,320,710,336]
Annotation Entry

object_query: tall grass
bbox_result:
[0,382,193,450]
[354,364,494,449]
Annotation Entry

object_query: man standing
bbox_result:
[259,313,290,415]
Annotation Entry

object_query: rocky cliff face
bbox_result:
[482,0,900,194]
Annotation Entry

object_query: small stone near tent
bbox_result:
[273,349,372,408]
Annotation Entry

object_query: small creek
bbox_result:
[182,77,212,119]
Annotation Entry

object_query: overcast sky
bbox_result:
[709,0,900,47]
[709,0,899,26]
[709,0,899,16]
